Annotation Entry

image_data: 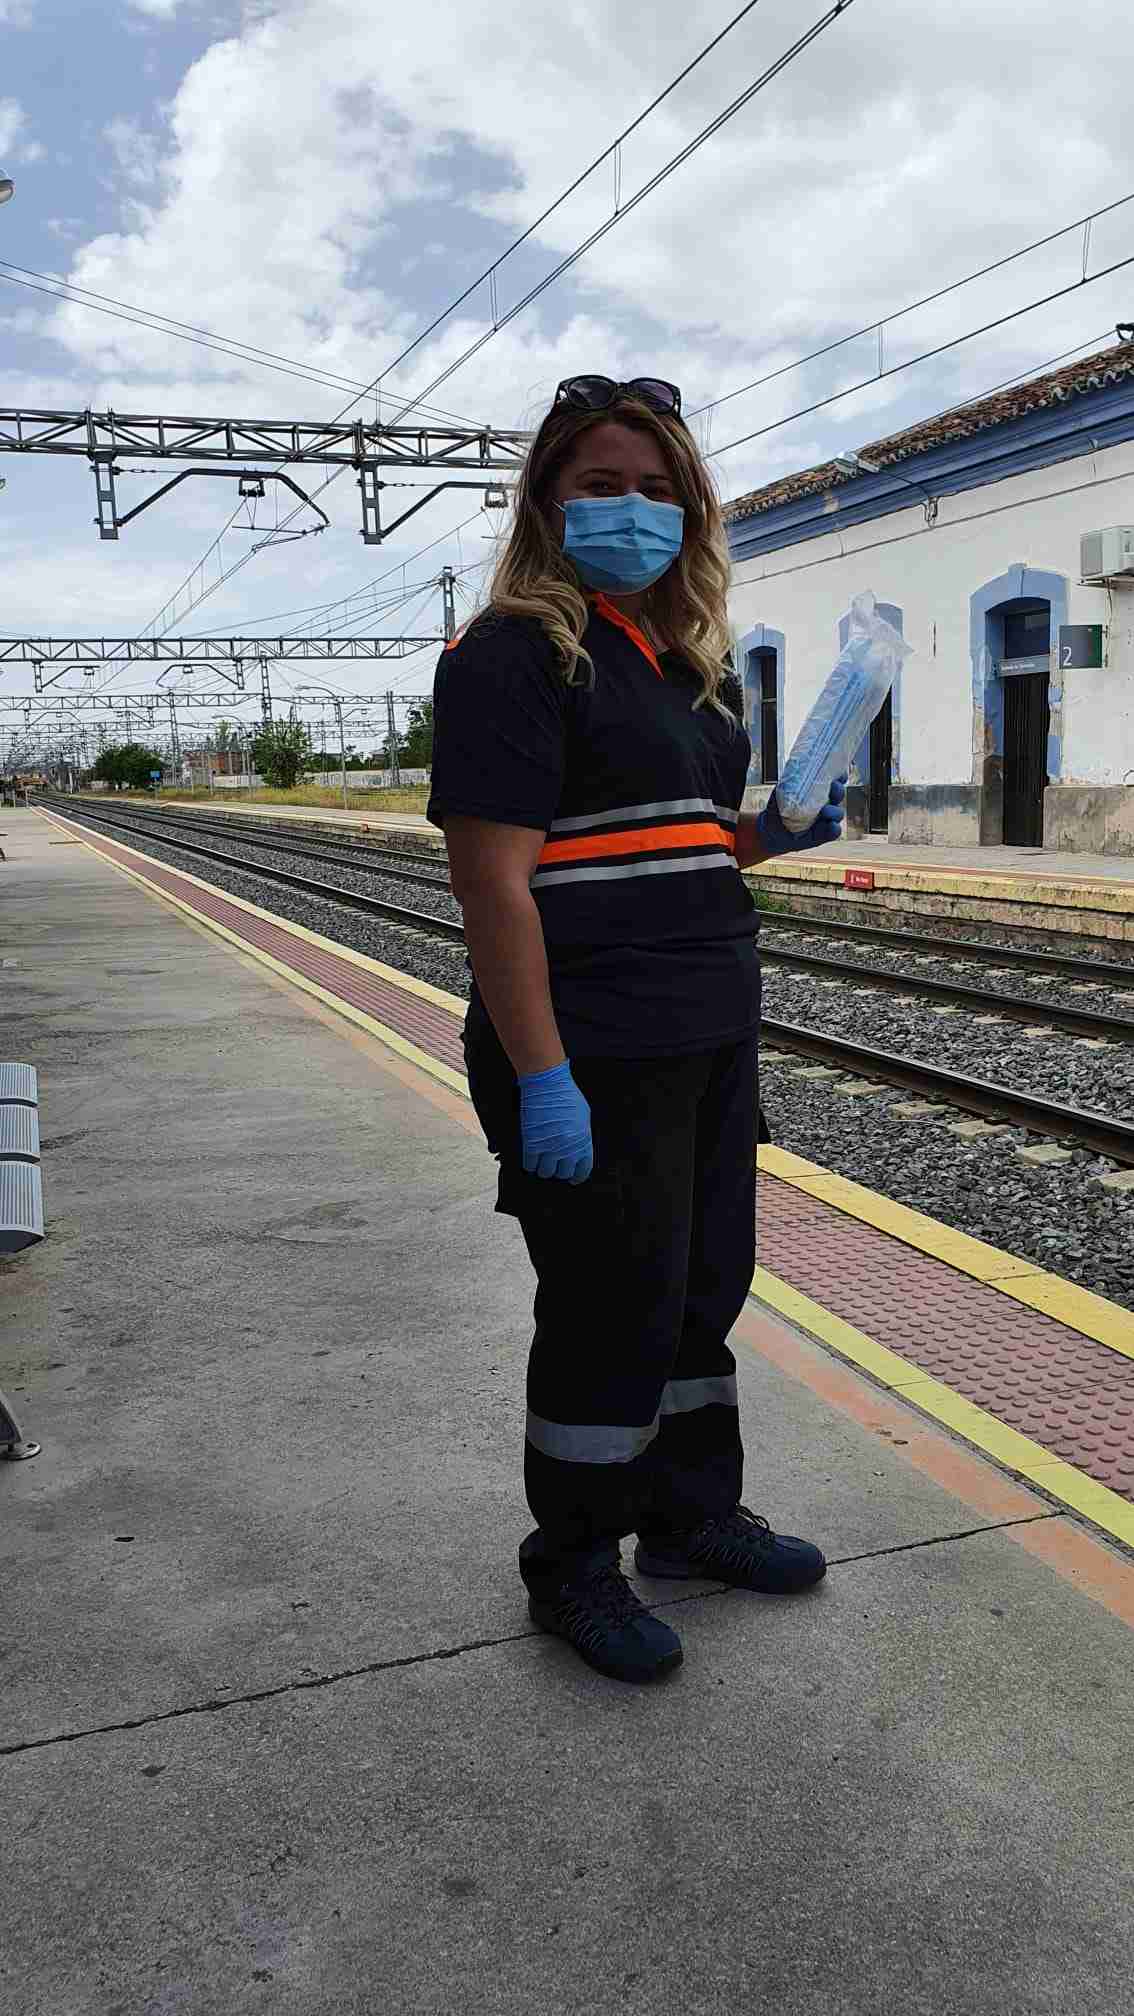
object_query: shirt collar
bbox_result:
[590,593,664,681]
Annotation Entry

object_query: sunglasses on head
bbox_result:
[554,375,683,419]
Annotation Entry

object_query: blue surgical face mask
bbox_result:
[556,491,684,593]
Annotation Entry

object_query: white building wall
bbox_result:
[728,435,1134,844]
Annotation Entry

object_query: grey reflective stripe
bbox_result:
[660,1374,738,1415]
[714,803,740,828]
[533,851,737,887]
[525,1409,659,1464]
[548,796,719,835]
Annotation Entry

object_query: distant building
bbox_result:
[725,333,1134,853]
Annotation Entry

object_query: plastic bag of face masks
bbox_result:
[774,591,912,834]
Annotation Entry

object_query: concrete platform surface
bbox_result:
[777,834,1134,884]
[3,807,1134,2016]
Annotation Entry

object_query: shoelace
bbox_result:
[560,1565,643,1637]
[693,1506,776,1571]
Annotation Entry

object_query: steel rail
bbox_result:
[758,944,1134,1040]
[66,800,453,892]
[92,803,1134,1039]
[50,801,465,941]
[759,1019,1134,1163]
[48,801,1134,1164]
[756,904,1134,986]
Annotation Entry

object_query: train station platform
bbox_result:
[107,794,1134,943]
[151,792,440,839]
[5,804,1134,2015]
[752,834,1134,946]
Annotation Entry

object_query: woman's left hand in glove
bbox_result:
[754,775,847,858]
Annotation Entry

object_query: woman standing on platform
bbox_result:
[427,375,846,1686]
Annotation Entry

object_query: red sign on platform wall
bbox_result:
[844,868,875,892]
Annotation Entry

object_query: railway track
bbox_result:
[47,799,464,941]
[63,798,451,888]
[44,797,1134,1166]
[51,799,1134,1036]
[759,908,1134,984]
[87,797,1134,981]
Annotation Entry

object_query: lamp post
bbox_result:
[302,682,349,810]
[832,450,938,526]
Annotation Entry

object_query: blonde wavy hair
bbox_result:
[483,392,734,717]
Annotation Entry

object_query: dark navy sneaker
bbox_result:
[527,1562,684,1684]
[635,1504,826,1594]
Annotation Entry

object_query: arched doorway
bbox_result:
[999,600,1051,846]
[970,566,1066,849]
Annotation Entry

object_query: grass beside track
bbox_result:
[113,784,432,815]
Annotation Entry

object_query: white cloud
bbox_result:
[0,97,43,167]
[127,0,185,17]
[104,117,163,185]
[9,0,1134,647]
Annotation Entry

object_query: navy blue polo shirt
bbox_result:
[426,596,760,1058]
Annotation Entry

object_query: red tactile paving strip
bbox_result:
[74,824,467,1075]
[757,1172,1134,1501]
[69,816,1134,1504]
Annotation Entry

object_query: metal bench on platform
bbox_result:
[1,1060,44,1460]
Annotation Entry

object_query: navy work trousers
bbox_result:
[463,1010,758,1598]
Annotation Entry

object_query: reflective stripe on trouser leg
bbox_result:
[639,1035,757,1537]
[517,1054,708,1574]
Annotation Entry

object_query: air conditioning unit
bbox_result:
[1081,526,1134,579]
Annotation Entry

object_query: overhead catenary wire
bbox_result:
[685,189,1134,426]
[710,249,1134,461]
[0,262,483,429]
[352,0,779,416]
[377,0,861,430]
[920,327,1115,421]
[733,460,1134,591]
[219,0,859,638]
[230,266,1131,647]
[257,512,493,640]
[125,0,857,638]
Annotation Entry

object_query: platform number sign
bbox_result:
[149,769,162,778]
[1058,624,1103,669]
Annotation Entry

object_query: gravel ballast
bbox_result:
[58,803,1134,1312]
[760,968,1134,1123]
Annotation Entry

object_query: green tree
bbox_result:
[251,718,311,789]
[93,742,166,789]
[401,701,433,768]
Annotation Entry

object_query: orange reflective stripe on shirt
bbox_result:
[538,819,734,866]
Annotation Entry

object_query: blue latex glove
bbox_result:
[755,775,847,857]
[518,1060,594,1183]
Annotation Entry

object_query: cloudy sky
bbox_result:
[2,0,1134,749]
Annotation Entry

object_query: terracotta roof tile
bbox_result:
[723,335,1134,523]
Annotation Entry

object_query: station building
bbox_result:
[725,333,1134,853]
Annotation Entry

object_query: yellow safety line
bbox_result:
[40,808,465,1016]
[40,811,470,1099]
[49,808,1134,1553]
[757,1143,1134,1362]
[752,1268,1134,1552]
[54,811,1131,1353]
